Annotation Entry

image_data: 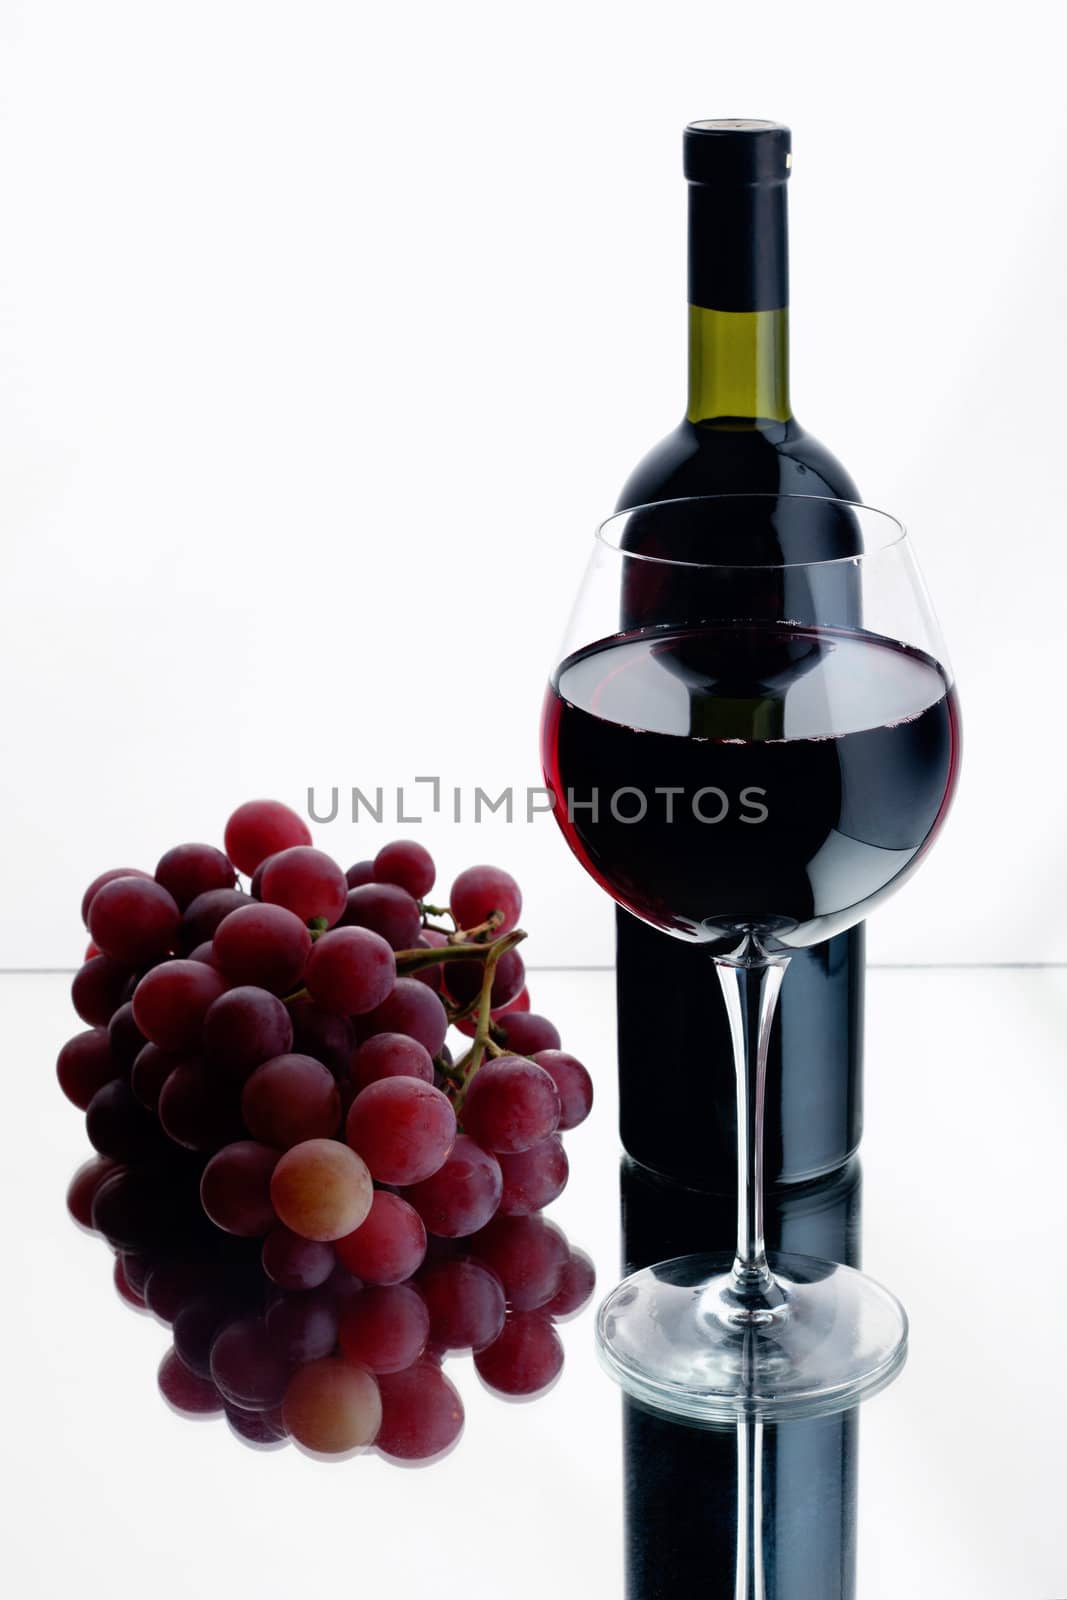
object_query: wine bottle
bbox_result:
[614,120,864,1189]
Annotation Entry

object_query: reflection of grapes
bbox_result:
[475,1312,564,1398]
[377,1362,464,1461]
[283,1359,381,1455]
[338,1284,430,1375]
[418,1260,506,1353]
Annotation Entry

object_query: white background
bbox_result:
[2,0,1064,969]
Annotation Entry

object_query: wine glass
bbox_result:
[540,494,960,1420]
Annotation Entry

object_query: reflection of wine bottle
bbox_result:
[622,1157,861,1599]
[615,121,864,1190]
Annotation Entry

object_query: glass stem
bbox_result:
[715,938,791,1304]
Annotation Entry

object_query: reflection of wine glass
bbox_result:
[541,494,961,1420]
[67,1156,595,1462]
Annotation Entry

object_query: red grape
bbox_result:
[179,887,249,949]
[187,941,219,965]
[406,1135,503,1238]
[132,960,226,1052]
[145,1261,219,1325]
[261,1226,335,1291]
[497,1135,569,1215]
[453,983,532,1039]
[345,859,375,888]
[285,1006,353,1085]
[495,1011,561,1055]
[88,876,180,964]
[265,1289,339,1362]
[531,1049,594,1131]
[376,1361,464,1461]
[224,799,312,876]
[345,1078,456,1185]
[174,1294,248,1378]
[81,867,151,927]
[305,926,396,1016]
[338,1284,429,1374]
[57,1028,118,1109]
[358,978,448,1056]
[112,1257,148,1308]
[340,883,421,950]
[450,864,522,935]
[158,1347,223,1416]
[270,1138,373,1241]
[334,1192,427,1285]
[213,903,311,994]
[130,1043,177,1109]
[107,1000,147,1069]
[474,1311,563,1397]
[260,847,348,926]
[91,1168,183,1252]
[226,1404,289,1448]
[417,1259,506,1352]
[203,986,294,1080]
[373,839,436,899]
[545,1248,596,1318]
[350,1032,433,1091]
[158,1058,240,1150]
[445,947,525,1010]
[86,1079,167,1163]
[469,1214,568,1310]
[210,1317,289,1411]
[283,1358,381,1454]
[241,1054,341,1147]
[155,843,236,910]
[200,1140,280,1236]
[411,928,446,992]
[66,1154,120,1231]
[461,1056,560,1154]
[71,955,131,1027]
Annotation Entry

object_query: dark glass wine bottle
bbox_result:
[615,120,864,1189]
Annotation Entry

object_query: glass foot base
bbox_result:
[596,1250,908,1423]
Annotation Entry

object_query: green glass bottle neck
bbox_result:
[686,305,791,427]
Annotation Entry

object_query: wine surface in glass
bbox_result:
[543,623,959,951]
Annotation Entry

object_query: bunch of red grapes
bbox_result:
[59,798,595,1457]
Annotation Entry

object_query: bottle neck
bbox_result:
[687,305,791,425]
[686,175,791,426]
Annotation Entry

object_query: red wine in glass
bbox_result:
[542,621,960,953]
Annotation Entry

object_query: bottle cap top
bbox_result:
[684,120,792,185]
